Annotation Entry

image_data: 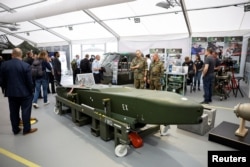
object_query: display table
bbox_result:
[208,121,250,151]
[166,71,187,95]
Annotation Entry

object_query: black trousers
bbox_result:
[8,95,33,134]
[93,73,101,84]
[54,72,61,85]
[47,72,55,93]
[73,68,81,84]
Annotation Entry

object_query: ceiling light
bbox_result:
[156,1,171,9]
[156,0,180,9]
[68,26,73,31]
[134,17,140,23]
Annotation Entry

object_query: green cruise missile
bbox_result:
[57,85,203,125]
[55,84,203,157]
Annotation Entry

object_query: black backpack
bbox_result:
[31,59,44,78]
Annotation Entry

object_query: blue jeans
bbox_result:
[33,77,49,103]
[202,73,214,102]
[193,71,202,88]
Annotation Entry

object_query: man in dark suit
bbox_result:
[0,48,38,135]
[53,51,61,85]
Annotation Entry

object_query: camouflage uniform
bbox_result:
[131,57,147,89]
[149,60,164,90]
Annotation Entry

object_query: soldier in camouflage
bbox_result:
[130,50,147,89]
[148,53,164,90]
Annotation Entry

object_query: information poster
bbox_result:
[76,73,95,86]
[224,36,243,73]
[191,37,207,61]
[149,48,165,60]
[192,36,243,74]
[166,48,182,67]
[207,37,224,59]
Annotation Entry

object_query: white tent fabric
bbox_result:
[0,0,250,45]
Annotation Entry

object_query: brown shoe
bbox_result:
[23,128,38,135]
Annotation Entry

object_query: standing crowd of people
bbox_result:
[71,54,101,84]
[0,48,62,135]
[129,48,223,105]
[170,48,221,104]
[130,50,164,90]
[23,50,62,108]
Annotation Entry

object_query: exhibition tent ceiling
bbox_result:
[0,0,250,46]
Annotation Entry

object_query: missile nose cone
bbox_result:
[234,103,240,117]
[233,103,250,121]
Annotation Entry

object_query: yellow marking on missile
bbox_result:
[0,147,41,167]
[202,104,233,111]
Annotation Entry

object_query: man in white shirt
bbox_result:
[92,55,101,84]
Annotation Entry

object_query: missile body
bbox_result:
[57,85,203,126]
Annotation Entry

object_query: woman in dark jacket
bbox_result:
[32,51,52,108]
[193,54,204,91]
